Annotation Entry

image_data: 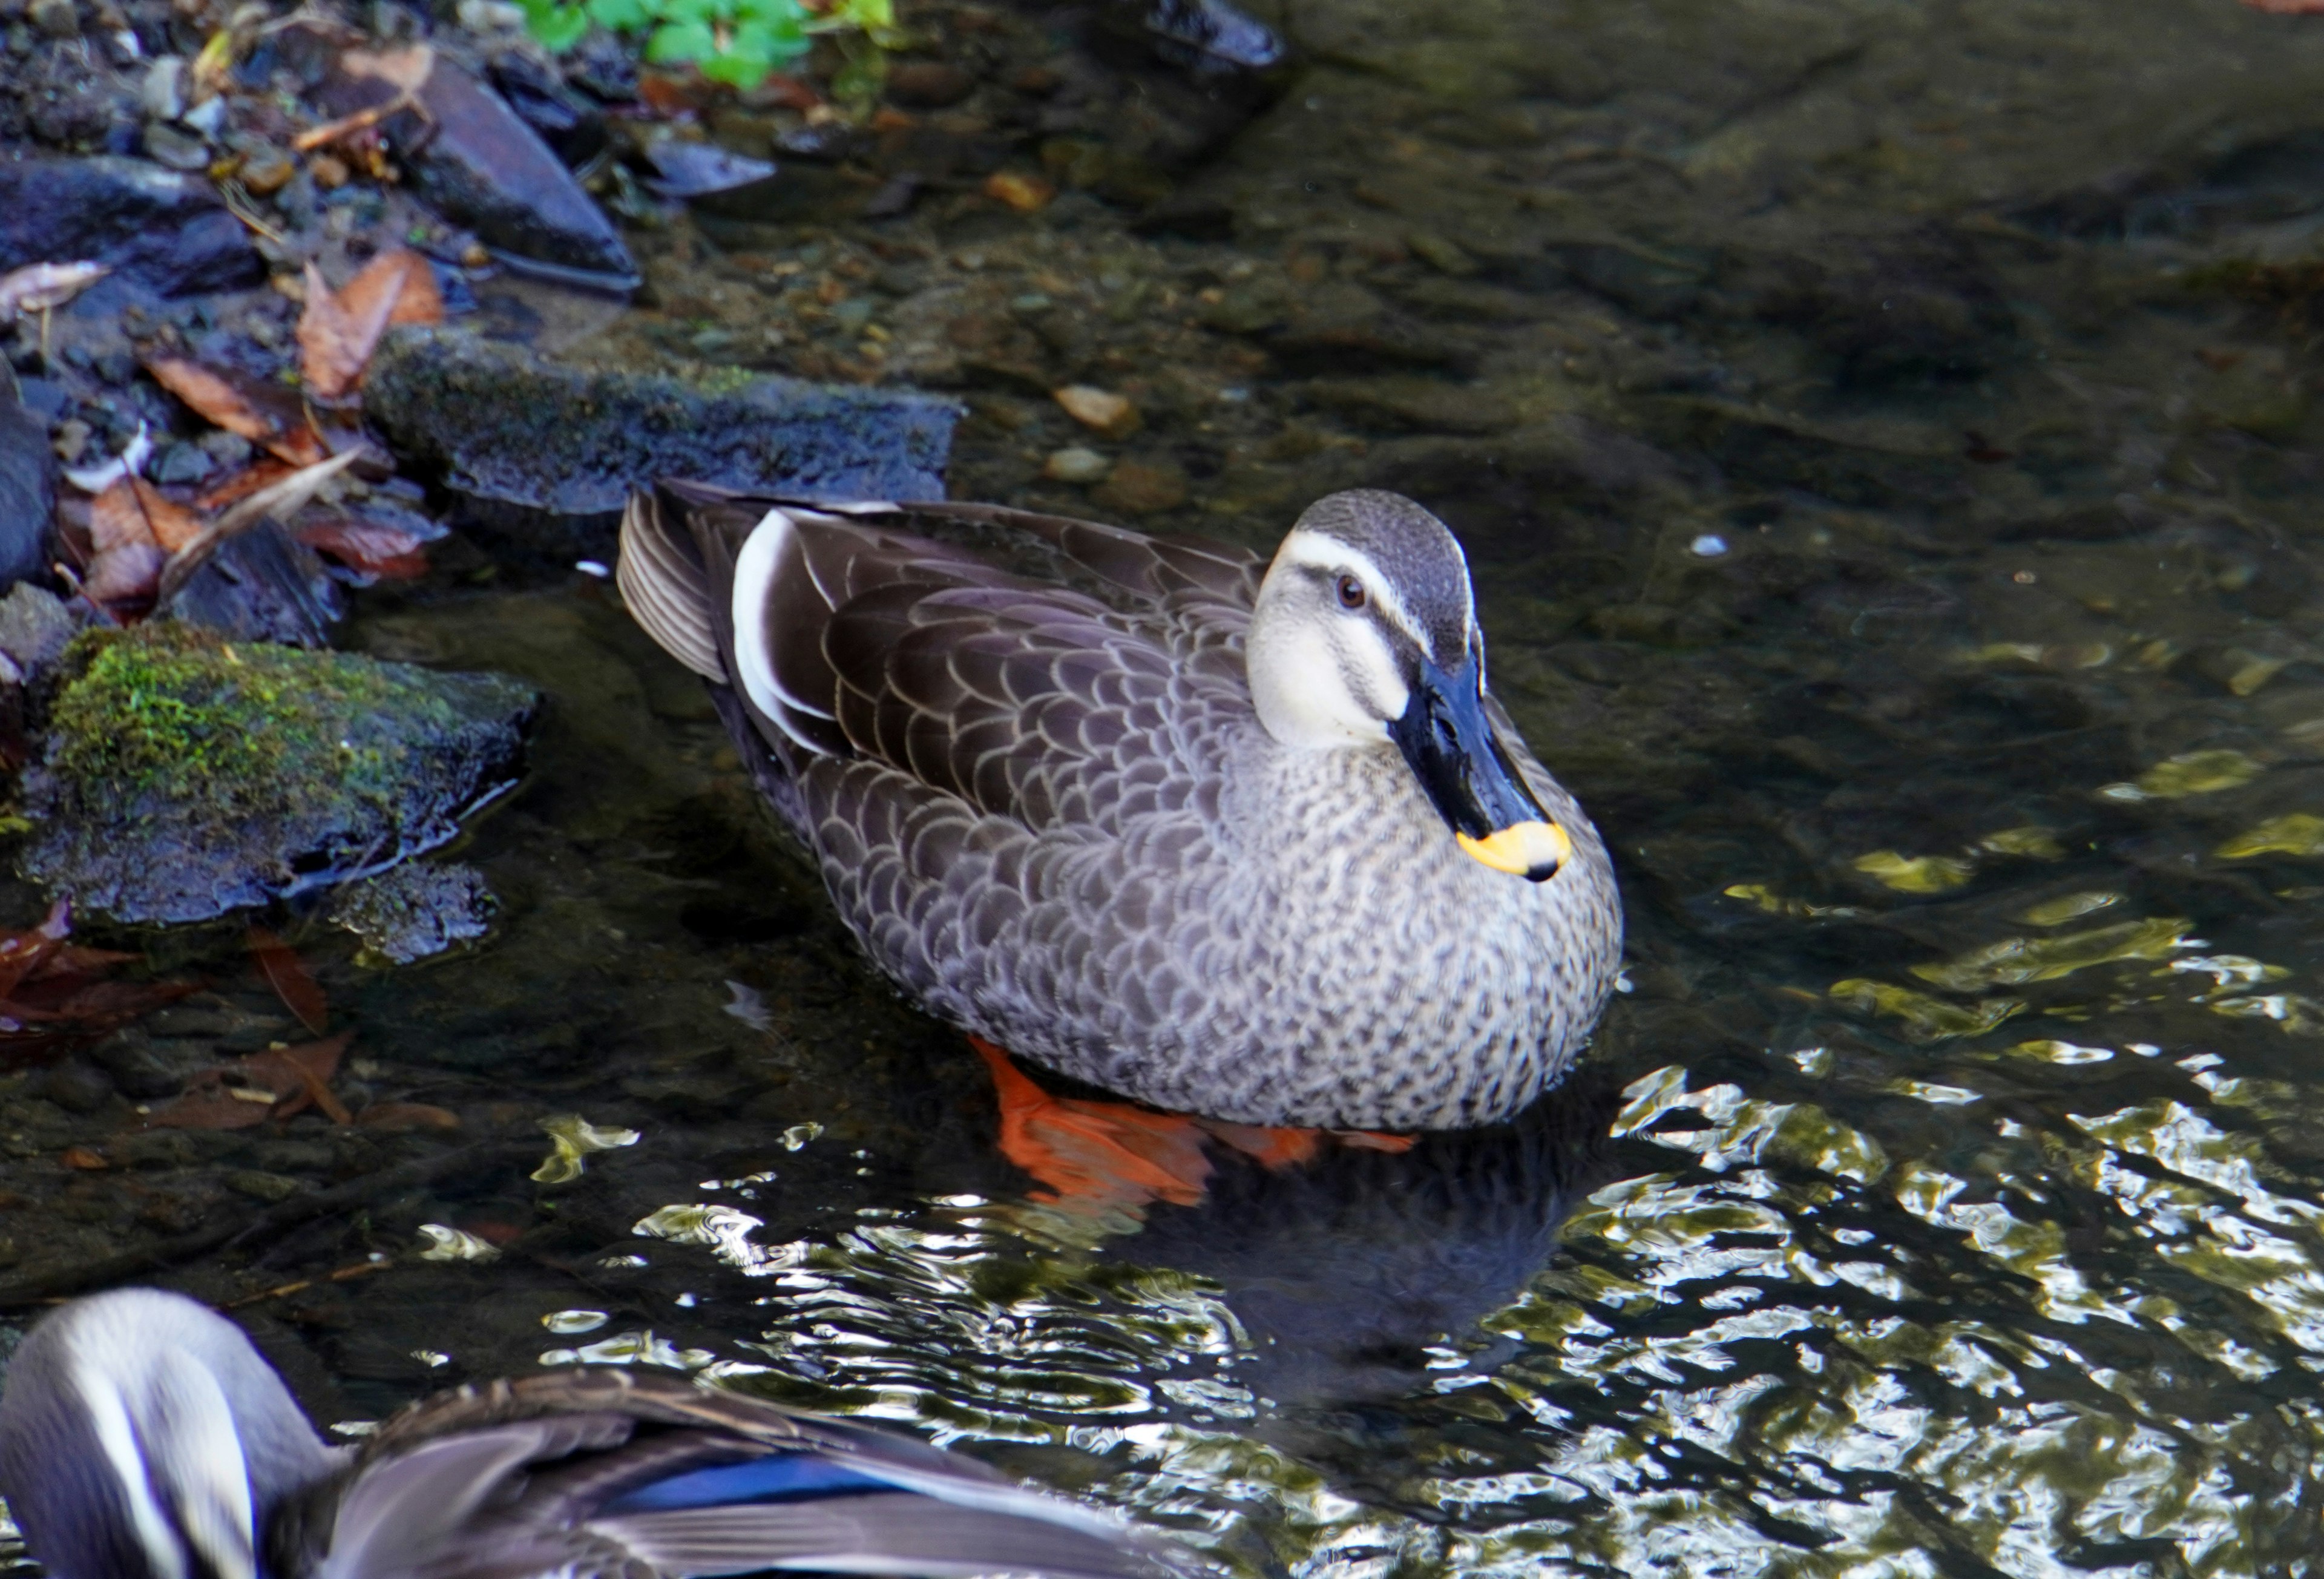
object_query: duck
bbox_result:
[617,484,1622,1132]
[0,1287,1184,1579]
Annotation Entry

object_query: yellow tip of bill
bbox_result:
[1457,821,1571,881]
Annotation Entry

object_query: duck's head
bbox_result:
[0,1288,342,1579]
[1248,490,1571,882]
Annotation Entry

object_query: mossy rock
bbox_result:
[19,625,537,924]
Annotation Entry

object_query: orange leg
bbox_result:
[970,1038,1212,1211]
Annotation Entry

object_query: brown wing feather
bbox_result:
[619,485,1259,841]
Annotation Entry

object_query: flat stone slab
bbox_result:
[364,327,960,516]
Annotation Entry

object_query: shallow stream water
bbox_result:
[22,0,2324,1574]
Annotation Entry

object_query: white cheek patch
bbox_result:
[1249,602,1408,748]
[1336,618,1410,724]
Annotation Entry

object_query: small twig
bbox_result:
[222,1256,393,1310]
[217,181,286,245]
[154,447,364,608]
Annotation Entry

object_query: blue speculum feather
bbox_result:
[602,1454,895,1512]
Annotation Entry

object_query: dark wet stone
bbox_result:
[33,1059,111,1114]
[140,120,210,171]
[642,140,780,202]
[364,327,960,517]
[21,623,537,924]
[773,122,859,162]
[165,517,343,648]
[0,584,82,677]
[320,48,635,291]
[0,154,262,296]
[1548,241,1711,320]
[1095,0,1286,77]
[225,1169,301,1202]
[887,61,976,108]
[488,50,608,167]
[0,367,53,589]
[89,1031,182,1100]
[1750,226,2015,382]
[326,861,496,965]
[150,439,215,486]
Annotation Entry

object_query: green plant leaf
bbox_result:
[645,16,718,62]
[585,0,651,29]
[812,0,890,29]
[534,4,591,49]
[698,50,769,87]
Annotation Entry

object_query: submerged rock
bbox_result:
[364,328,959,517]
[21,625,536,924]
[327,861,496,965]
[0,155,263,297]
[320,47,637,292]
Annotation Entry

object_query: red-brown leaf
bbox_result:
[242,1029,353,1125]
[60,1146,108,1170]
[248,925,329,1034]
[0,898,70,1001]
[143,358,328,466]
[356,1101,461,1132]
[143,1086,274,1130]
[80,542,166,607]
[298,252,432,402]
[295,516,433,579]
[194,459,298,513]
[338,248,444,332]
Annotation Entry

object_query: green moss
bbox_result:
[24,623,537,924]
[46,625,468,821]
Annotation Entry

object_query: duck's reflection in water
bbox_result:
[1072,1067,1621,1413]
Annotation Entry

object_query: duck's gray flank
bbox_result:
[0,1287,1183,1579]
[620,484,1623,1131]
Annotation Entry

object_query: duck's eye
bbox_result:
[1336,574,1367,609]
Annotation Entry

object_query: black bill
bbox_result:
[1387,652,1571,882]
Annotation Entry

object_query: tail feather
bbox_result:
[618,487,727,683]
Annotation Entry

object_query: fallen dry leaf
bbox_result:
[298,260,398,402]
[0,903,192,1062]
[338,248,444,334]
[248,925,328,1035]
[145,357,329,467]
[80,542,167,606]
[193,459,298,512]
[60,1146,108,1170]
[295,514,434,580]
[241,1029,353,1124]
[91,476,204,554]
[143,1082,274,1131]
[295,248,441,403]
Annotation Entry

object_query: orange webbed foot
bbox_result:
[971,1037,1212,1211]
